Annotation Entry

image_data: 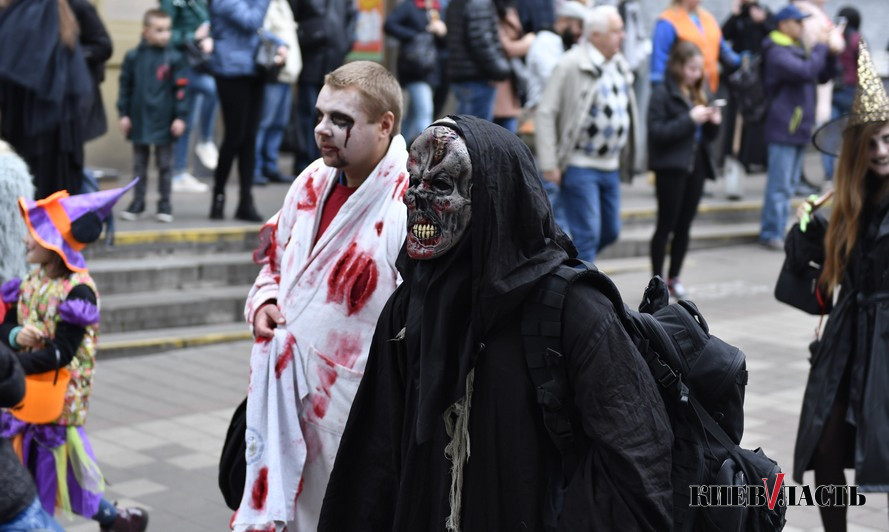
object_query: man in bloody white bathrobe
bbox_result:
[233,61,409,532]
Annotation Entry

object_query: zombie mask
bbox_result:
[404,125,472,260]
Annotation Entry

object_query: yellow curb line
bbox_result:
[112,225,262,246]
[99,330,253,352]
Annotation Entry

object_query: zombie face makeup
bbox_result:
[404,125,472,260]
[314,86,381,178]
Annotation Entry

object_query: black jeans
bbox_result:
[132,143,173,206]
[650,149,706,279]
[214,75,265,204]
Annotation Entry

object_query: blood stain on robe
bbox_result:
[375,220,384,236]
[297,176,318,210]
[250,467,269,510]
[275,335,297,378]
[327,243,379,315]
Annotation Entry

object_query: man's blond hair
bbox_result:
[324,61,403,138]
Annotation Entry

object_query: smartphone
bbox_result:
[709,99,727,108]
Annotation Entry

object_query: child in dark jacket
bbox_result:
[647,40,721,299]
[117,8,188,223]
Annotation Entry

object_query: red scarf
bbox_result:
[414,0,440,10]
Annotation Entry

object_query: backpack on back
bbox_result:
[522,260,786,531]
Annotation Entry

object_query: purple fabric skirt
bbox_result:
[0,412,103,517]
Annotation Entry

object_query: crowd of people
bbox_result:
[1,0,888,530]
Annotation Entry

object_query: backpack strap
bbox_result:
[521,261,591,479]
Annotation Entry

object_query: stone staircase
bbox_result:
[89,196,786,358]
[86,226,262,358]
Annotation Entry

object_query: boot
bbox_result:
[210,193,225,220]
[99,506,149,532]
[235,200,264,222]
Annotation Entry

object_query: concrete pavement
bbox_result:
[56,244,887,531]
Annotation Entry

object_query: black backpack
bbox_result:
[727,55,768,124]
[522,260,786,531]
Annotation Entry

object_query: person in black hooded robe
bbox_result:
[318,115,673,531]
[0,0,92,199]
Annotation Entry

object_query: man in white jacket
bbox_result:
[235,61,408,532]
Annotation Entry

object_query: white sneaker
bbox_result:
[195,141,219,170]
[172,172,209,193]
[156,212,174,223]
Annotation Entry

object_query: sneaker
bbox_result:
[157,201,173,223]
[195,141,219,170]
[759,238,784,251]
[119,199,145,221]
[667,277,687,300]
[99,505,149,532]
[172,172,209,193]
[253,174,269,186]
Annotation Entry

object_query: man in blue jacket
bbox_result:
[759,4,837,249]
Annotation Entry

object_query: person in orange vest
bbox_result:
[649,0,739,93]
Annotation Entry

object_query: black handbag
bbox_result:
[774,215,833,315]
[218,397,248,510]
[184,39,211,74]
[399,31,437,76]
[255,31,282,82]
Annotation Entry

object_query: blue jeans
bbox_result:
[173,68,218,174]
[821,85,855,180]
[295,83,321,174]
[560,166,621,263]
[0,497,64,531]
[451,81,496,122]
[761,143,804,242]
[255,82,293,176]
[540,173,569,235]
[494,116,517,133]
[402,81,434,143]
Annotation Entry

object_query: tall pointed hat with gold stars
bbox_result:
[813,41,889,155]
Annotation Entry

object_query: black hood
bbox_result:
[398,114,575,442]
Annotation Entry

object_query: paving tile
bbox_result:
[106,478,168,498]
[166,452,220,470]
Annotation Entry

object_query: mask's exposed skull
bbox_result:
[404,125,472,260]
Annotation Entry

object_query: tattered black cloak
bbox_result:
[0,0,92,198]
[794,178,889,492]
[318,116,673,531]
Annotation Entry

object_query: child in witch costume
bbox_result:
[0,180,149,532]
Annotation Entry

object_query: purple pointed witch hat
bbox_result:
[18,179,138,272]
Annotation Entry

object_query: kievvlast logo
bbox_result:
[690,474,867,509]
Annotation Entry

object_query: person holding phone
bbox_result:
[647,40,721,299]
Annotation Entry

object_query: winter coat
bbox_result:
[117,41,189,145]
[293,0,356,86]
[160,0,210,49]
[647,77,718,178]
[535,42,638,183]
[262,0,301,84]
[493,7,529,119]
[0,142,34,283]
[761,31,833,146]
[70,0,112,142]
[319,116,673,531]
[794,186,889,492]
[445,0,510,83]
[721,4,774,55]
[209,0,271,78]
[383,0,445,87]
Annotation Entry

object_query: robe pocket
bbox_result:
[302,346,364,435]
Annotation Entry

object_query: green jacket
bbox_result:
[117,41,188,145]
[160,0,210,49]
